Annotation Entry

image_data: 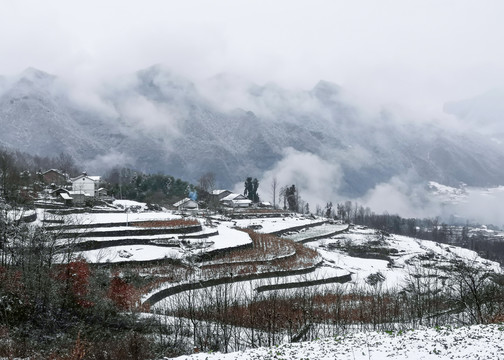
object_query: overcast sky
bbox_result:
[2,0,504,117]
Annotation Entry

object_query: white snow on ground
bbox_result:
[6,208,36,221]
[70,228,217,243]
[172,324,504,360]
[61,211,181,226]
[231,217,324,234]
[150,265,350,310]
[210,224,253,250]
[299,227,503,290]
[73,225,251,265]
[31,208,504,359]
[57,223,194,234]
[285,223,348,242]
[112,199,148,209]
[75,245,182,263]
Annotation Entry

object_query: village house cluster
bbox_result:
[38,169,273,212]
[174,189,272,212]
[40,169,110,207]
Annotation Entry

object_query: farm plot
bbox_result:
[57,223,253,265]
[303,226,502,290]
[230,216,325,235]
[282,222,349,243]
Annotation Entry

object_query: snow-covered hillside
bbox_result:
[21,203,504,358]
[172,324,504,360]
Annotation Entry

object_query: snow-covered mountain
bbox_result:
[2,66,504,201]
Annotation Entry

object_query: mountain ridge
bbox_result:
[1,66,504,200]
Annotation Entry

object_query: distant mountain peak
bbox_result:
[12,67,57,93]
[20,67,56,81]
[135,64,197,100]
[311,80,341,102]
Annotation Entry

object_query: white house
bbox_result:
[173,197,199,212]
[220,193,252,208]
[71,173,101,197]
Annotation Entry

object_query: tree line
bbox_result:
[0,200,181,358]
[104,167,197,206]
[0,148,79,204]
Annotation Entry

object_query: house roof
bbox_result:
[50,187,70,194]
[173,197,193,207]
[221,193,247,201]
[212,189,231,195]
[42,169,65,176]
[60,193,73,200]
[71,174,101,182]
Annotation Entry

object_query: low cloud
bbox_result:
[448,187,504,226]
[358,174,441,219]
[253,147,343,208]
[84,151,133,175]
[197,74,331,122]
[358,175,504,226]
[61,79,119,119]
[116,94,180,137]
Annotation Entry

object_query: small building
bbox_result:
[71,173,101,198]
[173,197,199,212]
[96,187,108,198]
[220,193,252,208]
[258,201,273,208]
[68,191,91,206]
[49,187,70,198]
[59,192,73,206]
[42,169,68,186]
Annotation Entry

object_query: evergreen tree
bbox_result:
[244,177,260,203]
[285,185,298,212]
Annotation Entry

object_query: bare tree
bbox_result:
[271,177,278,209]
[198,172,216,194]
[447,259,502,324]
[56,152,78,177]
[279,186,287,210]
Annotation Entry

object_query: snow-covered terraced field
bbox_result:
[75,244,183,263]
[283,222,348,242]
[231,216,324,234]
[28,202,504,359]
[64,227,218,244]
[304,226,502,289]
[68,224,253,264]
[36,207,181,227]
[38,203,503,325]
[148,265,350,309]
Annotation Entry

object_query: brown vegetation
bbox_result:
[200,230,319,278]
